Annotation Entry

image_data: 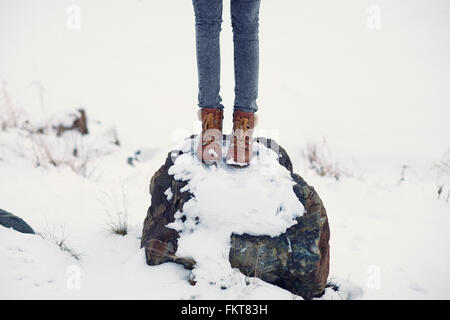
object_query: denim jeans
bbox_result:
[192,0,261,113]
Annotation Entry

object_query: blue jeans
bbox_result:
[192,0,260,113]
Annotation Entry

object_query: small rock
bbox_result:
[55,109,89,136]
[0,209,35,234]
[140,136,330,299]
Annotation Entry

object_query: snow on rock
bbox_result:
[167,138,303,237]
[0,208,35,234]
[141,135,331,299]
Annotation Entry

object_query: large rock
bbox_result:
[0,209,35,234]
[140,136,330,298]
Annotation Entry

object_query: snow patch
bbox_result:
[166,140,304,290]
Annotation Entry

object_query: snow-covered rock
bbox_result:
[140,135,330,299]
[0,208,35,234]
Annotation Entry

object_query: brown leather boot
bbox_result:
[226,109,257,168]
[196,107,224,164]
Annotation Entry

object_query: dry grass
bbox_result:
[398,164,410,185]
[1,79,118,178]
[302,138,351,180]
[432,150,450,202]
[24,128,94,177]
[39,225,82,261]
[0,80,23,130]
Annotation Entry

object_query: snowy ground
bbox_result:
[1,0,450,299]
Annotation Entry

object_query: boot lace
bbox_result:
[202,112,215,131]
[201,111,221,146]
[233,117,251,150]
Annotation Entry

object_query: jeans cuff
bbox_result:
[233,105,257,113]
[199,104,224,110]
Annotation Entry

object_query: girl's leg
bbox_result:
[231,0,261,113]
[192,0,224,110]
